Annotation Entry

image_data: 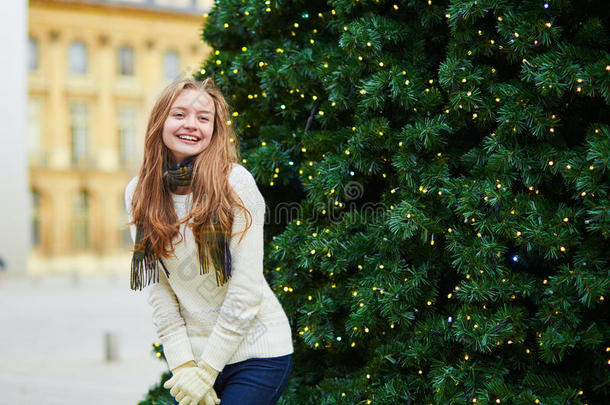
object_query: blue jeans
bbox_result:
[173,354,292,405]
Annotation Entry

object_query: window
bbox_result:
[118,106,137,168]
[28,37,38,71]
[32,190,41,247]
[70,102,89,166]
[27,97,43,165]
[72,190,90,250]
[68,41,88,74]
[164,50,180,80]
[119,46,135,76]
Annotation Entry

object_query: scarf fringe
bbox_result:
[198,240,232,287]
[130,251,159,291]
[223,239,232,283]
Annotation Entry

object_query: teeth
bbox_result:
[178,135,198,141]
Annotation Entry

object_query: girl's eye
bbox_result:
[199,117,208,121]
[174,113,183,118]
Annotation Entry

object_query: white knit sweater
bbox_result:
[124,164,294,372]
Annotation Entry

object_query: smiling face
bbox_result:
[162,88,216,164]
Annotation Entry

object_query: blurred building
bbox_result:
[27,0,212,274]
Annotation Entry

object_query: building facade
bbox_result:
[28,0,212,274]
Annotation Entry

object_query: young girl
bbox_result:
[125,77,294,405]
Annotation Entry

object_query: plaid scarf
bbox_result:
[130,156,232,290]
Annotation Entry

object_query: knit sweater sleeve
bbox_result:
[124,177,195,371]
[199,165,266,371]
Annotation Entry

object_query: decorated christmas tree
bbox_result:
[140,0,609,404]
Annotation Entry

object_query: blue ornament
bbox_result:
[302,12,309,19]
[512,255,519,262]
[544,3,549,9]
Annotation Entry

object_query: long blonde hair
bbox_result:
[130,77,251,259]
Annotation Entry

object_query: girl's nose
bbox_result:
[184,114,197,128]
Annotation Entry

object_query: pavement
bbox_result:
[0,273,168,405]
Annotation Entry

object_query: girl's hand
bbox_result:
[199,388,221,405]
[164,362,219,405]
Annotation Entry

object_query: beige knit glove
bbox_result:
[200,388,220,405]
[164,362,219,405]
[173,386,220,405]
